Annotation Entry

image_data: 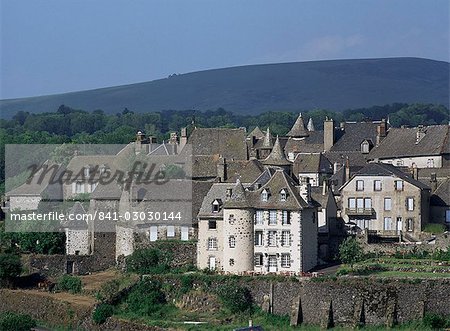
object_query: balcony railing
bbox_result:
[345,207,375,216]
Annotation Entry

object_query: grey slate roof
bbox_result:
[368,125,450,159]
[430,178,450,206]
[284,131,324,154]
[293,153,333,174]
[287,114,309,137]
[64,202,88,229]
[340,163,431,190]
[310,186,331,208]
[225,159,264,183]
[331,122,380,152]
[247,126,265,139]
[223,180,251,208]
[324,151,368,168]
[263,136,291,166]
[198,183,240,218]
[188,127,248,160]
[91,181,122,200]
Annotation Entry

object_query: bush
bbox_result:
[92,304,114,324]
[57,275,82,294]
[339,237,363,267]
[422,313,450,329]
[124,279,166,317]
[125,248,170,274]
[96,279,120,302]
[423,223,446,234]
[0,253,22,280]
[0,312,36,331]
[216,282,253,314]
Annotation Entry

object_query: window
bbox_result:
[394,180,404,191]
[361,141,369,154]
[281,254,291,268]
[348,198,356,209]
[208,256,216,270]
[384,198,392,211]
[280,189,287,202]
[150,226,158,242]
[268,231,277,246]
[396,160,404,166]
[229,259,235,266]
[364,198,372,209]
[208,220,217,230]
[229,236,236,248]
[208,237,217,250]
[269,210,277,225]
[181,226,189,241]
[255,210,264,225]
[384,217,393,231]
[75,182,84,194]
[228,214,235,224]
[212,199,221,213]
[406,197,414,211]
[254,254,263,267]
[255,231,263,246]
[374,180,382,191]
[167,226,175,237]
[427,159,435,168]
[261,189,269,202]
[356,180,364,191]
[281,231,290,246]
[282,211,290,225]
[407,218,414,231]
[356,198,364,209]
[84,166,90,177]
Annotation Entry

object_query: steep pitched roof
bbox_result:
[198,183,239,217]
[247,169,308,209]
[307,118,315,131]
[368,125,450,159]
[284,131,324,154]
[225,159,264,183]
[247,126,265,139]
[331,122,380,152]
[261,127,274,149]
[64,202,88,229]
[293,153,333,174]
[224,180,251,208]
[263,136,291,166]
[287,113,309,137]
[430,178,450,206]
[187,127,248,160]
[340,163,430,191]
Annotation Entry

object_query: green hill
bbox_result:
[1,57,448,118]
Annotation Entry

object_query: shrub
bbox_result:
[92,304,114,324]
[339,237,363,267]
[423,313,449,329]
[423,223,446,234]
[0,253,22,280]
[57,275,82,294]
[216,282,253,314]
[124,279,166,317]
[96,279,120,302]
[0,312,36,331]
[125,248,170,274]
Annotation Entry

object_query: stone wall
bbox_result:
[156,275,450,327]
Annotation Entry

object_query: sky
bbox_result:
[1,0,449,99]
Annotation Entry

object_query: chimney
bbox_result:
[217,156,227,182]
[411,163,418,180]
[333,162,339,174]
[322,179,328,196]
[416,125,426,144]
[430,173,437,192]
[299,176,311,204]
[180,127,188,151]
[324,117,334,152]
[135,130,145,154]
[376,119,387,146]
[345,157,350,182]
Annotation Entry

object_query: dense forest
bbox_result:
[0,102,448,193]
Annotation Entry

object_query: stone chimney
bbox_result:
[376,119,387,146]
[299,176,311,204]
[333,162,339,174]
[324,117,334,152]
[217,156,227,182]
[307,118,315,131]
[179,127,188,151]
[322,179,328,196]
[345,157,350,182]
[416,125,426,144]
[135,130,146,154]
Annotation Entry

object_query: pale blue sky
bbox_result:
[1,0,449,99]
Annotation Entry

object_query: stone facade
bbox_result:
[65,228,90,255]
[9,196,41,210]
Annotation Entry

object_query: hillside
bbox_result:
[0,57,448,118]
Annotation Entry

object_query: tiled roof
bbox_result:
[198,183,239,217]
[368,125,450,159]
[223,180,251,208]
[324,151,368,168]
[293,153,333,174]
[341,163,430,190]
[263,136,291,166]
[187,127,248,160]
[284,131,324,154]
[331,122,380,152]
[247,126,265,139]
[91,181,122,199]
[310,186,331,208]
[225,159,264,183]
[287,113,309,137]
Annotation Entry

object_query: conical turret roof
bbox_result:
[224,179,251,208]
[287,113,309,137]
[307,118,315,131]
[263,136,291,166]
[261,127,273,148]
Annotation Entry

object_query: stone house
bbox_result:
[340,163,431,240]
[63,202,90,255]
[197,169,318,274]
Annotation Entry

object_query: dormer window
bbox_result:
[280,189,287,202]
[360,140,372,154]
[212,199,222,213]
[84,166,90,177]
[261,189,269,202]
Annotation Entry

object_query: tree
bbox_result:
[0,253,22,280]
[338,237,363,268]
